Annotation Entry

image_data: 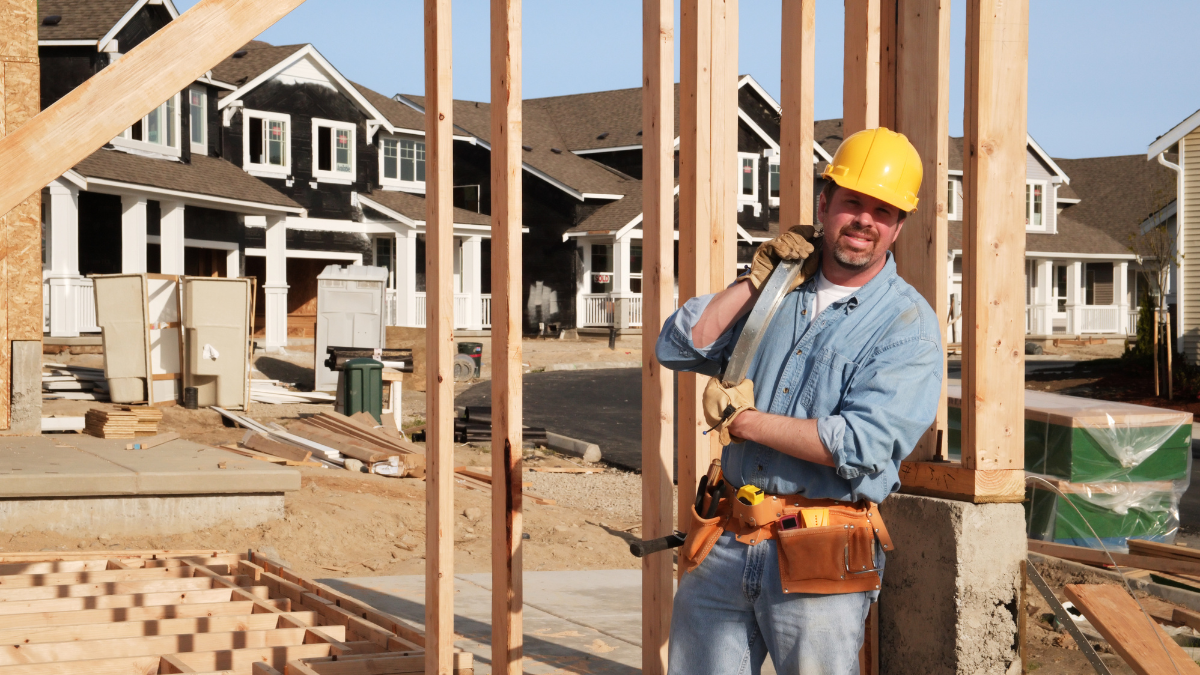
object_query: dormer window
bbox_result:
[313,119,356,181]
[1026,181,1045,231]
[113,94,181,157]
[243,109,290,176]
[380,135,426,191]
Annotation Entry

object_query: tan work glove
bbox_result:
[746,225,819,292]
[703,377,756,446]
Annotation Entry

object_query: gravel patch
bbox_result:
[528,469,678,521]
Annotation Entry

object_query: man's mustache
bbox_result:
[837,224,879,243]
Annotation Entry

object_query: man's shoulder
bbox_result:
[868,273,942,346]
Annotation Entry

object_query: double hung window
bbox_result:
[189,87,207,153]
[739,154,758,200]
[116,94,181,156]
[381,136,426,189]
[313,119,355,180]
[1026,182,1045,230]
[244,110,290,175]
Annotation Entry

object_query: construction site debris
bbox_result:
[125,431,180,450]
[249,380,336,405]
[1064,583,1200,675]
[40,416,84,432]
[41,363,108,401]
[84,406,161,439]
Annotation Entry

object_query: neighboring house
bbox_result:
[1147,110,1200,360]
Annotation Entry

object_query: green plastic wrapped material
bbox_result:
[1024,472,1188,550]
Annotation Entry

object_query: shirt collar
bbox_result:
[804,251,898,313]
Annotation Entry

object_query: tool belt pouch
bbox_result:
[775,506,887,595]
[679,502,724,574]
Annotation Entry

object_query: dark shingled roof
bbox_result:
[400,94,636,197]
[525,85,683,153]
[352,83,425,132]
[210,41,306,89]
[38,0,137,41]
[74,149,302,210]
[361,190,490,227]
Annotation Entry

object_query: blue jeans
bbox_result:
[668,532,874,675]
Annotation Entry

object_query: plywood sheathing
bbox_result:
[0,0,38,432]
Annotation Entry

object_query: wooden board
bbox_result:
[960,0,1029,471]
[424,1,456,673]
[892,0,950,462]
[843,0,880,136]
[1028,540,1200,577]
[642,3,675,675]
[1127,539,1200,563]
[898,461,1025,502]
[779,0,815,232]
[1064,584,1200,675]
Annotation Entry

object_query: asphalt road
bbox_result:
[457,369,670,472]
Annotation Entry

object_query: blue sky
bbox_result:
[175,0,1200,159]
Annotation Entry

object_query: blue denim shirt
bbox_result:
[656,253,943,504]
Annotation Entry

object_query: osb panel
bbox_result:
[3,60,37,131]
[0,1,36,61]
[6,195,39,340]
[0,337,9,431]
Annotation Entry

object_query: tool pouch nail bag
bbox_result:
[679,501,725,574]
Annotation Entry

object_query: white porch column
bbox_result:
[1036,259,1053,334]
[159,201,186,275]
[1067,261,1083,335]
[1116,261,1130,335]
[121,195,148,273]
[263,215,289,349]
[396,230,417,326]
[461,235,483,330]
[47,181,81,337]
[226,247,240,278]
[612,235,631,328]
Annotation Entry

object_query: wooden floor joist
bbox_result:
[0,550,471,674]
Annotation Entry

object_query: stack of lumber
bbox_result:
[1031,539,1200,593]
[947,385,1192,548]
[288,411,426,478]
[212,407,344,467]
[83,406,161,439]
[448,406,548,444]
[249,379,336,405]
[42,363,109,402]
[0,549,472,674]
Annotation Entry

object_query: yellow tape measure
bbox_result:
[736,485,765,506]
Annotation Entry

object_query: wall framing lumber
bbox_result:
[779,0,815,231]
[898,461,1025,503]
[641,1,675,673]
[424,1,456,673]
[489,1,523,672]
[843,0,880,136]
[892,0,951,463]
[961,0,1028,471]
[678,0,713,557]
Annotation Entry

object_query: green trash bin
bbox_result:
[340,358,384,424]
[458,342,483,378]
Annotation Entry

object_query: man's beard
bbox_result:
[831,227,879,270]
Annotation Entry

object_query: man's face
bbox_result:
[817,187,906,273]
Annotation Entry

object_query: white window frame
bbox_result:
[1026,180,1047,232]
[311,118,357,183]
[946,178,960,220]
[768,160,780,206]
[379,133,427,192]
[112,93,182,158]
[242,109,291,178]
[738,152,759,202]
[188,86,207,155]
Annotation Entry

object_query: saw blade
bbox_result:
[721,259,804,386]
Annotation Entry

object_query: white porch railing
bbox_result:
[43,277,99,335]
[1078,305,1121,334]
[580,293,674,328]
[402,292,490,330]
[1128,309,1140,336]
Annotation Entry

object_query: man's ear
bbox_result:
[816,191,827,225]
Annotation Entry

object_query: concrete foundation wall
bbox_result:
[2,340,41,436]
[879,493,1026,675]
[0,493,284,536]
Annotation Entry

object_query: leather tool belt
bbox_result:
[679,487,895,596]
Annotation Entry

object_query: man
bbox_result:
[657,127,943,674]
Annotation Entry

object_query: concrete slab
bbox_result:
[0,435,299,497]
[324,571,781,675]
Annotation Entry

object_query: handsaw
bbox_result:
[720,259,805,386]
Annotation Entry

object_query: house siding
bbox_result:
[1183,132,1200,361]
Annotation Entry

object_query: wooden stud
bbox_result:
[0,0,307,218]
[877,0,897,130]
[677,0,712,578]
[710,0,737,295]
[642,1,675,673]
[779,0,815,231]
[0,614,286,646]
[424,1,455,673]
[961,0,1028,471]
[490,2,523,673]
[843,0,880,136]
[892,0,951,462]
[0,600,285,631]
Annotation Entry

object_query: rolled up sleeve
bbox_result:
[819,336,943,479]
[655,293,739,377]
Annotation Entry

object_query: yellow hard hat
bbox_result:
[821,127,922,212]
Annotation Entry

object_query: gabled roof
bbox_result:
[210,41,305,89]
[397,94,636,199]
[1149,107,1200,158]
[71,148,303,213]
[352,83,425,134]
[525,85,680,153]
[38,0,179,45]
[359,190,490,228]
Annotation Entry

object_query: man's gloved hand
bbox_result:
[703,377,756,446]
[746,225,819,292]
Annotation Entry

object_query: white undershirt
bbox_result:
[811,272,860,321]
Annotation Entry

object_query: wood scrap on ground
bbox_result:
[1064,583,1200,675]
[84,407,161,439]
[125,431,179,450]
[1028,539,1200,578]
[453,466,555,505]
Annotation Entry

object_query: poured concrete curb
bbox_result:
[546,431,601,463]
